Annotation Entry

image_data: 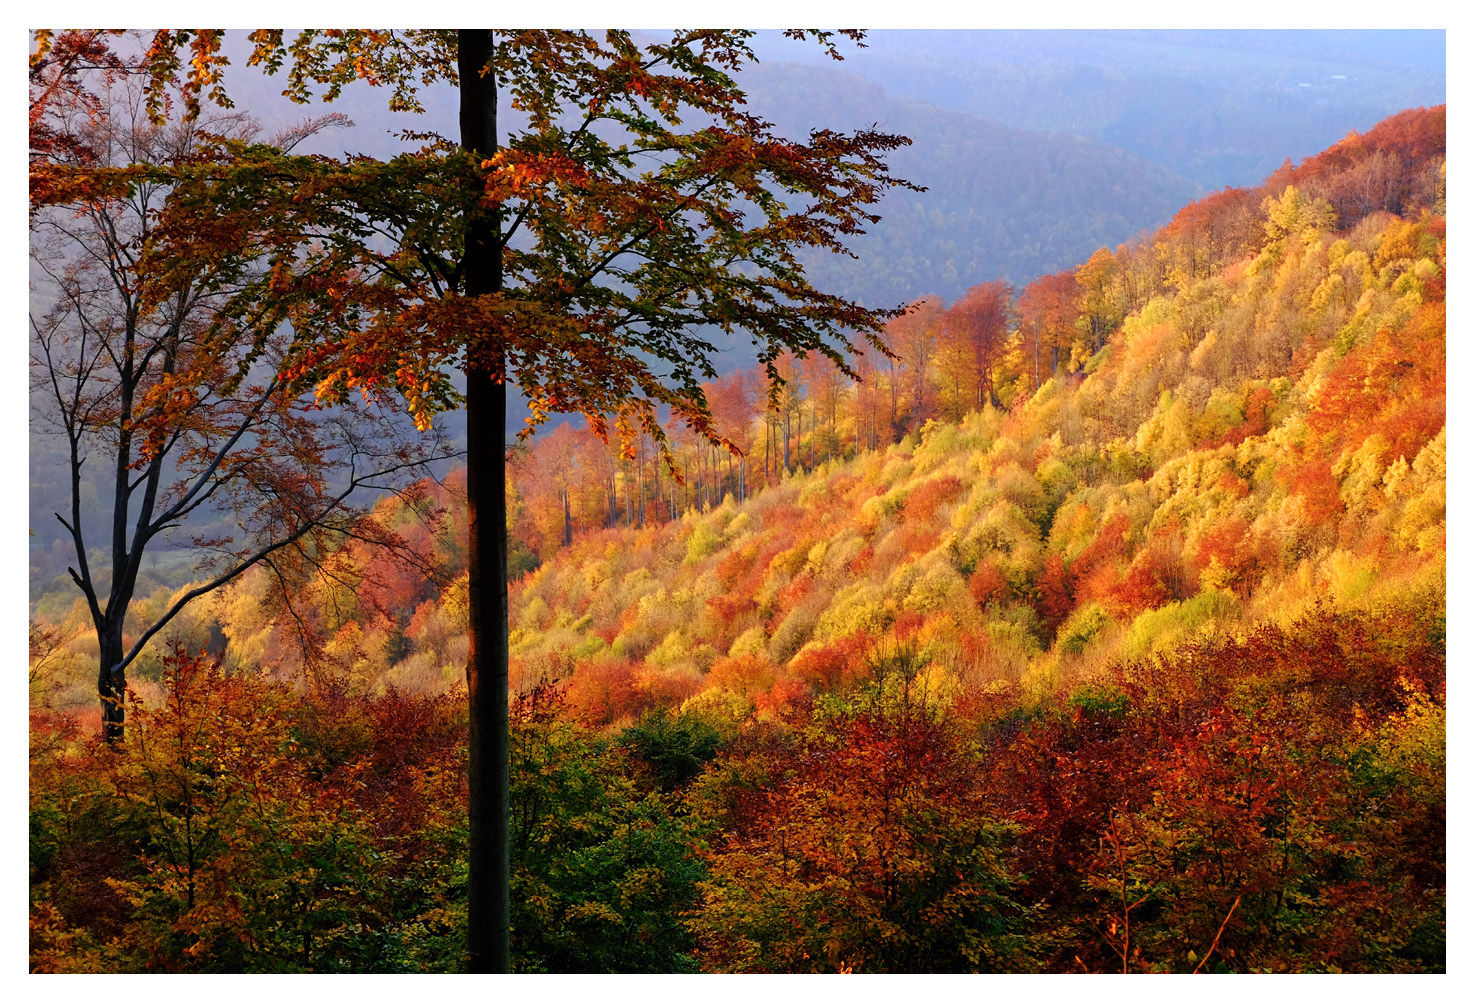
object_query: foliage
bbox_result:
[30,648,467,972]
[509,686,708,972]
[689,705,1034,972]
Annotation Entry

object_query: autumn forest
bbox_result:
[29,31,1444,975]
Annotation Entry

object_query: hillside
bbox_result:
[31,103,1446,740]
[31,30,1440,572]
[30,106,1445,974]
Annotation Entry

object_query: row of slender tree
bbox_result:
[506,259,1119,557]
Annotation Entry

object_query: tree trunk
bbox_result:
[767,410,779,481]
[653,453,663,522]
[783,408,790,474]
[830,397,836,462]
[97,624,126,742]
[458,29,511,975]
[1033,328,1040,391]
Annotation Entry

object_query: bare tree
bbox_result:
[30,74,451,739]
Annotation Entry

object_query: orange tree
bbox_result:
[688,700,1034,973]
[33,28,917,971]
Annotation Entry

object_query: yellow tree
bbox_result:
[1075,247,1121,362]
[941,280,1012,413]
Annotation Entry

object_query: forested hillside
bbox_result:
[31,106,1445,973]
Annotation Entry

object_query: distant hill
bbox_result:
[740,61,1202,306]
[748,29,1446,190]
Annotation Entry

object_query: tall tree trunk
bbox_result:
[458,29,510,975]
[861,380,873,448]
[653,452,663,522]
[830,396,837,462]
[764,415,771,484]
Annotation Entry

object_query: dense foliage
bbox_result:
[31,105,1444,973]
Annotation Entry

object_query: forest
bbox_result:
[28,31,1444,974]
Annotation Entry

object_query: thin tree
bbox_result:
[29,67,446,741]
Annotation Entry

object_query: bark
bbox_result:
[637,442,646,526]
[783,408,791,474]
[1033,329,1040,391]
[98,625,126,740]
[809,406,815,471]
[458,28,511,975]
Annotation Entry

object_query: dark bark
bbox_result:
[458,28,511,975]
[98,626,125,740]
[1033,329,1040,391]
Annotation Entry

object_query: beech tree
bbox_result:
[888,294,943,430]
[942,279,1012,413]
[1018,270,1079,386]
[38,28,916,972]
[1075,248,1120,360]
